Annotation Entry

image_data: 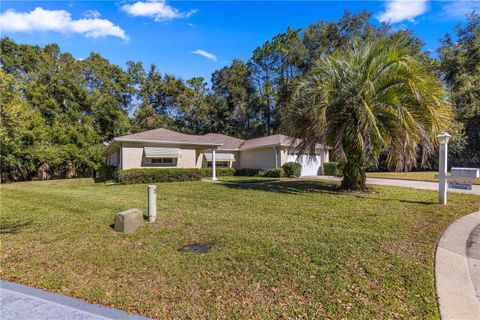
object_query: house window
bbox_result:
[207,161,230,168]
[150,158,177,165]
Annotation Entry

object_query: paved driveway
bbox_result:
[0,281,151,320]
[435,211,480,319]
[305,176,480,195]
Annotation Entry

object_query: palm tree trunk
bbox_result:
[340,160,367,191]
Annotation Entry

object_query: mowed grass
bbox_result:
[1,179,479,319]
[367,171,480,185]
[216,176,286,183]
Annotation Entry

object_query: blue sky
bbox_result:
[1,1,478,81]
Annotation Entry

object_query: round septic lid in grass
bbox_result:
[178,244,211,253]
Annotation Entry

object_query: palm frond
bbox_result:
[283,37,453,172]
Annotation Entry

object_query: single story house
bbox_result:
[103,128,329,177]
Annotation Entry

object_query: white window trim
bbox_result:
[145,157,178,167]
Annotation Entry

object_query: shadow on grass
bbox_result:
[220,180,341,195]
[0,219,32,234]
[221,180,437,205]
[352,194,436,205]
[109,215,150,230]
[221,179,281,184]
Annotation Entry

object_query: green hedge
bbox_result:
[118,168,203,184]
[323,162,342,176]
[234,168,264,176]
[118,166,291,184]
[282,162,302,177]
[259,168,285,178]
[200,168,235,177]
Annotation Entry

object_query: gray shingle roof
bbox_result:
[239,134,292,150]
[113,128,322,150]
[115,128,215,145]
[202,133,244,150]
[115,128,242,150]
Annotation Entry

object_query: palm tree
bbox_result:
[284,39,452,190]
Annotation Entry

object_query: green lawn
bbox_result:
[367,171,480,185]
[1,179,479,319]
[216,176,286,183]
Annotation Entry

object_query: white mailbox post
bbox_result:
[147,185,157,222]
[436,132,451,205]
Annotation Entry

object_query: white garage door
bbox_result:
[287,153,322,176]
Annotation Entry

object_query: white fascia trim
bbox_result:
[102,142,119,157]
[239,143,283,151]
[284,144,327,150]
[238,144,327,152]
[115,138,223,147]
[201,147,239,151]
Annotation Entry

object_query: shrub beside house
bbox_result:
[115,164,303,184]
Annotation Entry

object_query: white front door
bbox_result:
[287,154,322,176]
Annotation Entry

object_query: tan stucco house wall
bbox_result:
[120,142,198,170]
[195,150,239,168]
[239,147,280,169]
[103,128,329,176]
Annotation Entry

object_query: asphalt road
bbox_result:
[306,176,480,195]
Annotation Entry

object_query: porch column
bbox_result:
[274,146,278,169]
[212,146,217,181]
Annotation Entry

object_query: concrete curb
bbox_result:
[435,211,480,319]
[0,280,152,320]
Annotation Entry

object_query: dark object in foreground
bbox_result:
[178,244,211,253]
[114,208,144,232]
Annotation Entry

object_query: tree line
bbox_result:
[1,11,478,182]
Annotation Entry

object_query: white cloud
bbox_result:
[84,10,101,19]
[377,0,428,23]
[191,49,217,61]
[441,1,480,19]
[121,0,196,22]
[0,7,128,40]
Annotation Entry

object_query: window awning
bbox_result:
[144,147,181,158]
[204,152,235,161]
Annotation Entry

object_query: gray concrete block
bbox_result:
[114,208,144,233]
